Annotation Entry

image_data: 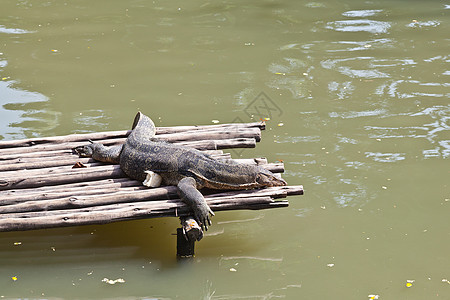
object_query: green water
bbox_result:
[0,0,449,299]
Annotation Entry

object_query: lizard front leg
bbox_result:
[177,177,214,231]
[74,142,123,164]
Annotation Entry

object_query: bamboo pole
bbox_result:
[0,158,267,201]
[0,149,74,161]
[0,122,265,149]
[0,149,226,166]
[0,185,302,215]
[0,186,177,213]
[155,121,265,134]
[0,165,125,191]
[0,161,282,179]
[0,136,256,156]
[0,196,286,232]
[0,152,230,172]
[0,160,284,192]
[0,178,143,203]
[0,195,289,220]
[0,162,288,205]
[0,153,262,173]
[0,178,139,194]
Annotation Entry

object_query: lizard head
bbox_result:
[73,140,100,157]
[256,167,287,187]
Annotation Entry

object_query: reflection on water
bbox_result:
[326,19,391,34]
[0,0,449,298]
[0,25,35,34]
[0,80,57,140]
[342,10,383,18]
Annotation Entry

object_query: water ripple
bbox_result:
[342,10,383,18]
[407,20,440,28]
[365,152,406,163]
[0,25,35,34]
[326,19,391,34]
[329,109,386,119]
[321,57,390,79]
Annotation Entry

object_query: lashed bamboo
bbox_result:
[0,179,144,204]
[0,123,263,150]
[0,185,302,214]
[0,151,230,171]
[0,149,227,165]
[0,136,257,156]
[0,165,125,191]
[0,119,303,234]
[0,195,289,232]
[0,158,266,202]
[0,161,283,191]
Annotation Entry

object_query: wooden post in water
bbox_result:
[176,228,195,259]
[177,217,203,259]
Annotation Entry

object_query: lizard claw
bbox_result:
[193,203,214,231]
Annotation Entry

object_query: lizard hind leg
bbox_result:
[177,177,214,231]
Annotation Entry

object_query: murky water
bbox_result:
[1,0,449,299]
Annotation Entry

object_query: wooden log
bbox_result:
[0,136,256,156]
[0,196,286,232]
[0,158,272,202]
[0,185,178,213]
[0,159,284,193]
[0,149,74,161]
[0,165,125,191]
[0,121,265,149]
[0,163,114,181]
[0,185,302,214]
[157,127,261,143]
[0,131,129,149]
[206,185,303,198]
[0,167,292,206]
[263,162,285,173]
[0,179,142,203]
[0,139,125,156]
[0,194,284,219]
[0,179,136,198]
[0,157,94,171]
[0,160,283,183]
[0,152,230,172]
[155,121,265,134]
[0,149,226,166]
[177,227,196,259]
[0,178,139,195]
[175,138,257,150]
[1,185,149,205]
[0,127,261,154]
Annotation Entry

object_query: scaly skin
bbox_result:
[75,112,286,230]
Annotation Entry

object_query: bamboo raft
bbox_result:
[0,120,303,256]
